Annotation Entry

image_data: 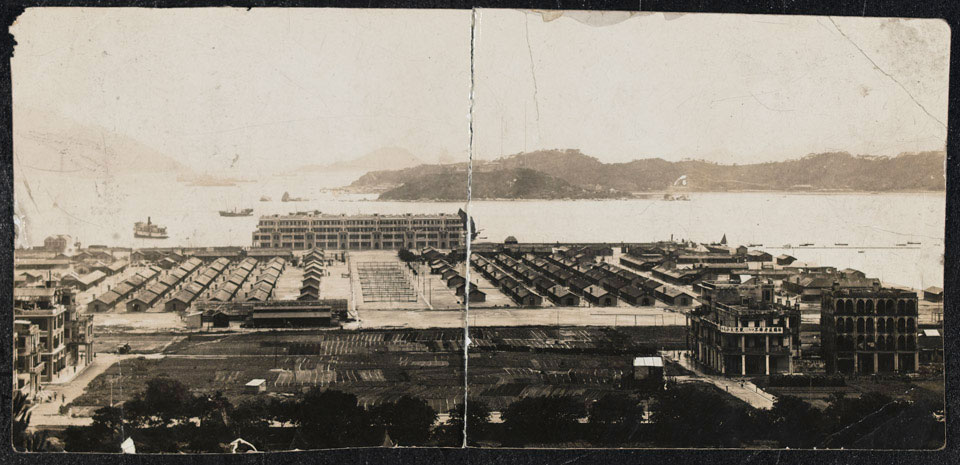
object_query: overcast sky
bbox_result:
[474,11,950,163]
[12,8,472,175]
[12,9,950,173]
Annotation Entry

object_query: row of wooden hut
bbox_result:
[87,266,161,312]
[300,248,325,300]
[472,255,541,307]
[429,257,486,302]
[210,258,259,302]
[248,257,287,302]
[164,258,231,312]
[125,257,204,312]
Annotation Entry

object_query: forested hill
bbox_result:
[347,149,946,200]
[377,168,624,201]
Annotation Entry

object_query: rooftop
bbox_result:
[259,211,459,220]
[633,356,663,367]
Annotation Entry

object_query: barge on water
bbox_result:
[220,207,254,217]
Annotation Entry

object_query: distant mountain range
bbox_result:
[14,108,192,177]
[349,149,946,200]
[292,146,461,174]
[14,108,247,186]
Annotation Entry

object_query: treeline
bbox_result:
[57,378,448,452]
[38,378,943,452]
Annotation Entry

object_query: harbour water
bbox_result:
[15,171,945,289]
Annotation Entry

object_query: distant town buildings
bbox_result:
[43,234,72,254]
[251,212,466,250]
[923,286,944,302]
[782,271,879,302]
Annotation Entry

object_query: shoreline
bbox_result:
[363,190,946,202]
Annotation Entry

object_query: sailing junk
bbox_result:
[134,217,168,239]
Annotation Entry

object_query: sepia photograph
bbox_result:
[8,6,949,454]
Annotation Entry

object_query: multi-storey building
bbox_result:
[821,283,919,374]
[61,289,95,370]
[252,212,466,250]
[14,320,43,398]
[13,287,93,383]
[687,280,801,376]
[15,304,67,383]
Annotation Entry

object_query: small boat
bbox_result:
[219,207,254,217]
[783,244,792,248]
[134,217,168,239]
[907,241,921,245]
[835,243,848,246]
[799,243,814,247]
[747,243,763,247]
[259,196,271,202]
[896,243,907,247]
[858,250,865,253]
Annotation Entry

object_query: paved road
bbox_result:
[29,354,139,429]
[664,350,776,409]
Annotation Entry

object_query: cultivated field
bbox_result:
[69,326,686,414]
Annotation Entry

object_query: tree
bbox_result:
[370,395,437,446]
[820,391,903,448]
[500,396,586,446]
[63,406,124,452]
[187,391,234,452]
[397,249,417,263]
[295,388,371,448]
[650,383,758,447]
[13,392,60,452]
[12,391,32,451]
[445,250,466,264]
[588,393,647,445]
[824,391,893,432]
[126,377,195,427]
[763,395,826,448]
[229,398,272,448]
[435,400,492,446]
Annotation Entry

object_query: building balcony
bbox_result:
[717,324,784,335]
[69,334,94,344]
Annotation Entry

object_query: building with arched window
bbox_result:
[821,284,919,374]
